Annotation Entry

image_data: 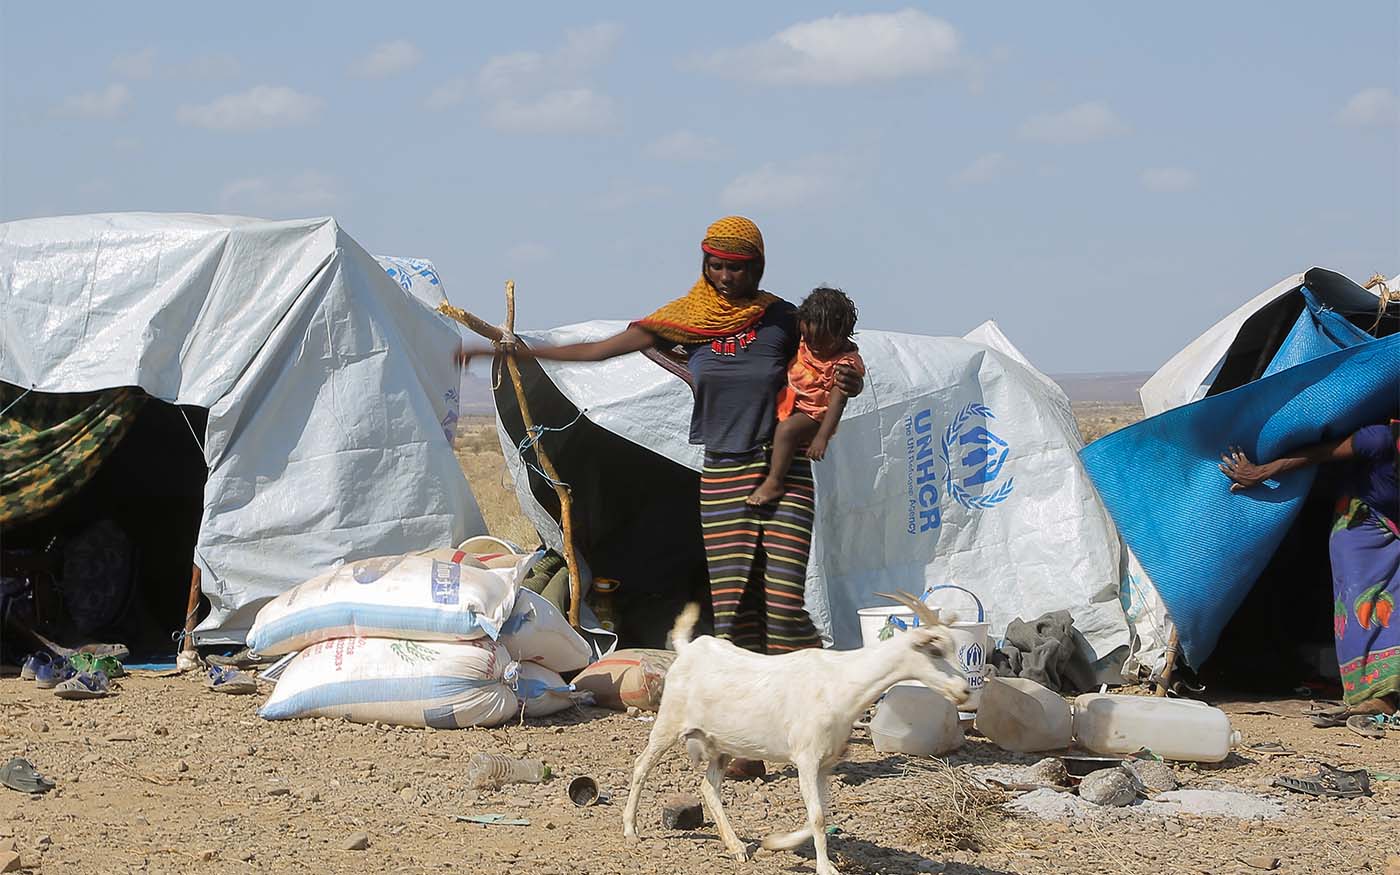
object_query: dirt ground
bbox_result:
[7,406,1398,875]
[3,676,1399,875]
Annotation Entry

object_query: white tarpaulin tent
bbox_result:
[0,213,486,644]
[495,318,1133,663]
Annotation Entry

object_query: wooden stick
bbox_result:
[1155,628,1179,696]
[437,302,503,343]
[439,287,584,627]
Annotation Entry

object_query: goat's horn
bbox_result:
[876,591,943,627]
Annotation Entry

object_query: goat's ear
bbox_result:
[913,630,946,659]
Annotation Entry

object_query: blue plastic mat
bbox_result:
[1083,298,1400,667]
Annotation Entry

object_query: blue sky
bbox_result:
[3,3,1396,372]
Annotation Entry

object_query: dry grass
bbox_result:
[1072,401,1144,444]
[453,416,539,548]
[901,759,1011,854]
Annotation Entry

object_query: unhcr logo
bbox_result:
[906,402,1016,534]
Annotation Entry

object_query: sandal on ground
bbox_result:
[19,651,56,682]
[205,665,258,695]
[34,660,76,690]
[1347,714,1397,740]
[1310,712,1351,728]
[205,647,274,669]
[53,670,110,700]
[0,757,55,794]
[1273,763,1371,798]
[68,652,124,678]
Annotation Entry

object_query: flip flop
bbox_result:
[205,665,258,695]
[1,758,55,794]
[1310,712,1351,728]
[1273,764,1371,798]
[53,670,110,700]
[1344,711,1388,739]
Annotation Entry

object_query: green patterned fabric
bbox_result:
[0,385,146,525]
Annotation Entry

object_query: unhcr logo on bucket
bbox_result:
[905,402,1016,534]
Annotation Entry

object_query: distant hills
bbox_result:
[1049,372,1152,405]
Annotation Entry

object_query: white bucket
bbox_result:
[925,585,990,711]
[856,586,990,710]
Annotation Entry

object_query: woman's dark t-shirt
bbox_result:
[1350,423,1399,522]
[683,300,798,455]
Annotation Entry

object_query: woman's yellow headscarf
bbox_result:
[634,216,778,344]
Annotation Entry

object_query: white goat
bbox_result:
[623,592,969,875]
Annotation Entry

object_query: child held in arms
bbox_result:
[748,286,865,506]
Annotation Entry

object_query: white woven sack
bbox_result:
[247,553,523,656]
[259,637,519,728]
[500,588,592,673]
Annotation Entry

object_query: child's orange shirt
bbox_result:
[776,338,865,422]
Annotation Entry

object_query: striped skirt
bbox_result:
[700,448,820,654]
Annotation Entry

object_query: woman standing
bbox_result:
[1221,421,1399,720]
[459,217,861,654]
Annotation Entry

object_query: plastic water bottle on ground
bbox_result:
[1072,693,1238,762]
[466,753,551,790]
[869,685,964,755]
[974,676,1074,752]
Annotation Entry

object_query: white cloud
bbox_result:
[54,84,131,119]
[478,22,622,97]
[219,171,343,216]
[1140,167,1197,193]
[178,86,322,130]
[949,152,1010,187]
[691,9,959,85]
[506,242,553,263]
[111,48,155,80]
[425,77,472,110]
[1018,101,1127,144]
[435,23,622,133]
[486,88,616,134]
[352,39,423,78]
[645,130,721,161]
[1337,87,1400,128]
[721,160,838,211]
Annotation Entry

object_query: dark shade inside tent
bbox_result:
[491,352,714,649]
[1,384,208,661]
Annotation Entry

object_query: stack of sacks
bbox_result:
[253,543,592,728]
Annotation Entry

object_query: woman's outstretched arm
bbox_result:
[455,324,656,367]
[1220,435,1356,492]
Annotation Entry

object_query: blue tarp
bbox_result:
[1083,290,1399,666]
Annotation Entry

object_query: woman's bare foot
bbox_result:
[747,479,785,506]
[1351,695,1398,716]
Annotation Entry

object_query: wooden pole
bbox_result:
[437,288,585,628]
[1155,628,1179,696]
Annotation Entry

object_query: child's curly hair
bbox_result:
[796,286,858,344]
